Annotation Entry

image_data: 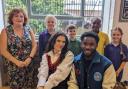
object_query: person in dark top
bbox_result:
[66,24,81,56]
[104,27,128,82]
[39,15,57,58]
[68,32,116,89]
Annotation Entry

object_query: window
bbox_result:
[2,0,104,35]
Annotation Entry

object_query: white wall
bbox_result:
[113,0,128,82]
[113,0,128,45]
[0,0,4,87]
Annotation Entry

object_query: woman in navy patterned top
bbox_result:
[38,15,57,58]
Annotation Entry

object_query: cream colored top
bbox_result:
[37,50,74,89]
[68,64,116,89]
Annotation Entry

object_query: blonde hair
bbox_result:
[111,27,123,35]
[44,15,57,24]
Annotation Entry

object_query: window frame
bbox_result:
[26,0,104,20]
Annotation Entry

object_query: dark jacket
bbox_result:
[39,30,51,58]
[74,52,112,89]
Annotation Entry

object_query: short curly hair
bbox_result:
[8,8,28,26]
[81,31,99,44]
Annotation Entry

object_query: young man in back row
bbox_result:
[66,24,81,56]
[91,18,109,55]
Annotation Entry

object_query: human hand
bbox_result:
[24,57,32,67]
[15,60,26,68]
[116,70,121,77]
[37,86,44,89]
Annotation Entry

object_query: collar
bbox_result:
[44,30,50,35]
[48,50,61,56]
[111,42,120,47]
[69,39,77,42]
[92,51,101,63]
[46,29,55,35]
[75,51,101,63]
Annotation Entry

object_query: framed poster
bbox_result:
[119,0,128,22]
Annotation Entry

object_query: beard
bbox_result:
[84,49,96,58]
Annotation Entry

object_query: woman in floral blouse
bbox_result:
[0,8,37,89]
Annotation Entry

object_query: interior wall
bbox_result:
[113,0,128,45]
[113,0,128,82]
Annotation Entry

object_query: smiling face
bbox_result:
[8,8,28,26]
[12,12,24,26]
[81,37,97,57]
[45,17,56,31]
[92,18,101,33]
[67,28,76,39]
[111,30,122,44]
[54,35,66,52]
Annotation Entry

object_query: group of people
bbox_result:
[0,8,128,89]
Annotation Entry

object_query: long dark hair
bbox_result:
[45,32,69,61]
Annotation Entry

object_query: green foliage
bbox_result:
[5,0,26,13]
[31,0,64,15]
[29,19,45,34]
[4,0,64,34]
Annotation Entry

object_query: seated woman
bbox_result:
[37,32,74,89]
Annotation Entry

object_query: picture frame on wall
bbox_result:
[119,0,128,22]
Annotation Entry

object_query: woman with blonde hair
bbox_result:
[39,15,57,58]
[104,27,128,82]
